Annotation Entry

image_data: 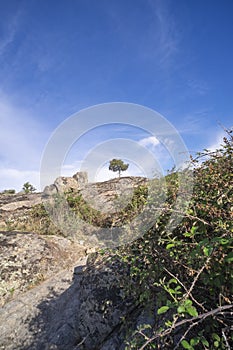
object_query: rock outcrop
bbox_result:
[0,231,86,306]
[43,172,88,197]
[0,251,156,350]
[0,174,154,350]
[0,193,42,231]
[81,176,147,213]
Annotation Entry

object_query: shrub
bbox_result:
[1,189,16,194]
[114,129,233,349]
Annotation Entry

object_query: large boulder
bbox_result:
[43,172,88,197]
[72,172,88,187]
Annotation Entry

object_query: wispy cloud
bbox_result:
[0,93,49,191]
[0,10,22,57]
[175,109,212,135]
[187,79,210,96]
[148,0,180,67]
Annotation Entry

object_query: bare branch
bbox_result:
[174,321,199,350]
[184,255,211,301]
[222,328,231,350]
[139,305,233,350]
[163,267,206,312]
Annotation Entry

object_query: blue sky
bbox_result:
[0,0,232,191]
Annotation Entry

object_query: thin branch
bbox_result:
[138,304,233,350]
[174,321,199,350]
[138,330,150,341]
[163,267,206,312]
[150,206,210,226]
[163,267,189,293]
[222,328,231,350]
[184,255,211,301]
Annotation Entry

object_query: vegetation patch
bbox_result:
[106,130,233,349]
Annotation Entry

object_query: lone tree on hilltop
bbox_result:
[22,182,36,194]
[109,159,129,178]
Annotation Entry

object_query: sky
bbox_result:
[0,0,233,191]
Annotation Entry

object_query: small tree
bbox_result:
[109,159,129,178]
[22,182,36,194]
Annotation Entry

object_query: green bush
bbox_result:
[114,130,233,349]
[1,189,16,194]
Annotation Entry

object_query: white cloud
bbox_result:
[0,168,40,192]
[139,136,160,148]
[0,97,45,166]
[0,93,49,191]
[207,131,225,152]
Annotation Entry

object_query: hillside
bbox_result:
[0,131,232,349]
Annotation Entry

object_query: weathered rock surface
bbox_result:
[0,174,147,233]
[0,175,155,350]
[0,256,87,350]
[0,231,86,306]
[0,194,41,212]
[0,252,155,350]
[0,193,42,230]
[43,172,88,197]
[81,176,147,213]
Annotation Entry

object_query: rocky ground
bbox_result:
[0,248,155,350]
[0,193,42,231]
[0,175,152,349]
[0,253,88,350]
[0,231,86,306]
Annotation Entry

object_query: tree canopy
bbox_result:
[109,159,129,178]
[22,182,36,194]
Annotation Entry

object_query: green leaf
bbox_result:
[183,299,192,307]
[201,337,209,347]
[212,333,220,342]
[186,305,198,317]
[225,252,233,262]
[190,337,200,346]
[177,305,186,314]
[220,238,229,245]
[181,340,194,349]
[191,226,198,235]
[166,243,175,249]
[168,288,177,295]
[157,306,169,315]
[203,246,212,256]
[168,278,178,285]
[184,232,191,237]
